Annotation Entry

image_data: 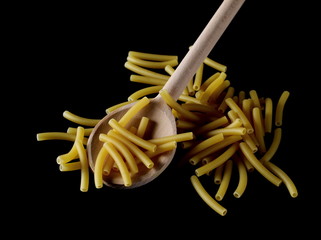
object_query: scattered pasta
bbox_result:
[37,49,297,216]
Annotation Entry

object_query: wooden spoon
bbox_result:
[87,0,245,189]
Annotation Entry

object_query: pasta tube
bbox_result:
[103,142,132,187]
[239,142,282,187]
[275,91,290,126]
[127,55,178,69]
[128,51,178,61]
[106,131,154,169]
[190,175,227,216]
[233,155,248,198]
[62,111,100,127]
[108,118,157,152]
[225,98,254,134]
[215,160,233,201]
[264,98,273,133]
[264,161,298,198]
[195,143,239,177]
[260,128,282,163]
[75,138,89,192]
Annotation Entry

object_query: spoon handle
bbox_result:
[160,0,245,101]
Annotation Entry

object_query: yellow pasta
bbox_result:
[57,127,85,164]
[181,103,220,116]
[275,90,290,126]
[130,75,167,86]
[183,133,224,160]
[200,71,226,104]
[145,141,177,158]
[264,161,298,198]
[218,86,235,113]
[208,80,230,103]
[37,132,87,144]
[241,99,253,123]
[148,132,194,145]
[101,134,138,174]
[159,89,200,122]
[136,116,150,138]
[238,91,246,107]
[106,131,154,169]
[215,160,233,201]
[59,161,81,172]
[239,142,282,187]
[62,110,100,127]
[249,90,261,109]
[193,63,204,91]
[213,164,224,184]
[260,128,282,163]
[124,61,170,81]
[189,136,242,166]
[225,98,254,134]
[127,55,178,69]
[94,142,109,188]
[118,97,150,127]
[206,127,246,137]
[264,97,273,133]
[199,72,220,92]
[227,109,238,122]
[194,116,229,135]
[203,57,227,73]
[108,118,157,152]
[225,118,243,128]
[187,79,195,96]
[252,107,266,153]
[67,127,93,136]
[178,94,203,104]
[128,85,162,101]
[75,138,89,192]
[191,175,227,216]
[176,119,197,130]
[195,143,239,177]
[128,51,178,61]
[233,154,248,198]
[241,133,258,153]
[103,142,132,187]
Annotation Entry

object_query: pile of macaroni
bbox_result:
[37,50,297,216]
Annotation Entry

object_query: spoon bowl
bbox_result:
[87,97,177,189]
[87,0,245,188]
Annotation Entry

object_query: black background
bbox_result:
[11,0,319,236]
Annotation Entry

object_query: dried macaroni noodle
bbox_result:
[63,110,100,127]
[264,161,298,198]
[108,118,157,152]
[127,55,178,69]
[233,155,248,198]
[190,175,227,216]
[275,91,290,127]
[264,97,273,133]
[130,75,167,86]
[103,142,132,187]
[125,61,170,81]
[118,97,150,127]
[252,107,266,153]
[128,85,162,101]
[239,142,282,187]
[104,131,154,169]
[260,128,282,163]
[195,143,239,177]
[215,160,233,201]
[128,51,178,61]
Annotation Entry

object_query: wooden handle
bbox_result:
[160,0,245,101]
